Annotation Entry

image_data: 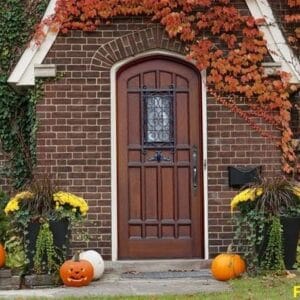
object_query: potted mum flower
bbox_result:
[4,176,88,276]
[231,177,300,273]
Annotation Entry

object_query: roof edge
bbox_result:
[245,0,300,83]
[8,0,300,87]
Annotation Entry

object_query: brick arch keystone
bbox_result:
[89,26,187,71]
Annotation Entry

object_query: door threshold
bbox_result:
[105,259,211,273]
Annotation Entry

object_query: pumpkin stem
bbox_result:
[227,243,233,253]
[74,251,80,262]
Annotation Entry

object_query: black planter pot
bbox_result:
[25,219,69,272]
[281,216,300,270]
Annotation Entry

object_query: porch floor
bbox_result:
[0,260,230,299]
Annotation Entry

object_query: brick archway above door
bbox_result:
[89,26,187,71]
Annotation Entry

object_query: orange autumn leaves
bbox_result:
[35,0,299,174]
[284,0,300,45]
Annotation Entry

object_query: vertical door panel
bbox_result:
[145,167,158,221]
[176,93,189,145]
[177,167,191,220]
[128,168,141,220]
[161,167,174,220]
[159,71,173,87]
[143,71,156,88]
[128,93,140,145]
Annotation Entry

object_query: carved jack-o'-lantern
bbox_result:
[60,252,94,287]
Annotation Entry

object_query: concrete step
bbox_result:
[120,270,212,280]
[104,259,212,274]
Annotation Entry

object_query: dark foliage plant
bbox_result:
[260,216,285,272]
[232,177,300,274]
[33,222,61,274]
[25,176,58,221]
[254,177,298,215]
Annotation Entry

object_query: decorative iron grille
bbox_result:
[142,85,174,147]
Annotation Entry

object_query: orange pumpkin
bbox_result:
[60,252,94,287]
[0,244,5,268]
[211,252,246,281]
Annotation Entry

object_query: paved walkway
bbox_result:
[0,271,229,299]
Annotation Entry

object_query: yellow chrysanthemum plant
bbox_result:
[53,191,89,219]
[231,177,300,274]
[230,187,263,212]
[3,176,89,274]
[230,178,300,215]
[4,190,89,223]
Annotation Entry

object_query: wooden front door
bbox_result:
[117,56,203,259]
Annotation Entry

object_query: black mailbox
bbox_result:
[228,166,261,188]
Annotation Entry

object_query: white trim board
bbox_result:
[110,50,209,261]
[8,0,59,87]
[245,0,300,83]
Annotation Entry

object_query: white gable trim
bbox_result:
[8,0,58,87]
[245,0,300,83]
[8,0,300,86]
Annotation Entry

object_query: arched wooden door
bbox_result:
[117,56,204,259]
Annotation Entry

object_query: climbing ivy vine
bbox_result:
[37,0,299,175]
[283,0,300,65]
[0,0,49,188]
[284,0,300,48]
[1,0,300,188]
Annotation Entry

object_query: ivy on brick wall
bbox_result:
[0,0,49,188]
[38,0,299,175]
[1,0,299,188]
[284,0,300,48]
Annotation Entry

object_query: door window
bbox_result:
[143,87,174,146]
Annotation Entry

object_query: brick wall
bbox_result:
[40,18,188,259]
[206,98,281,254]
[9,6,283,259]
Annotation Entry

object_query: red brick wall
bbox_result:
[31,14,282,258]
[206,99,281,255]
[40,18,188,259]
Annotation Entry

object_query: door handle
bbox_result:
[193,167,198,188]
[192,145,198,190]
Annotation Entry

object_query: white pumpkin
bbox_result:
[76,250,105,280]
